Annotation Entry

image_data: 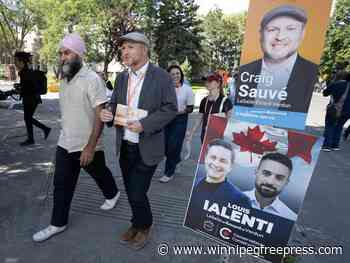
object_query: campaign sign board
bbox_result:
[184,115,323,262]
[233,0,332,130]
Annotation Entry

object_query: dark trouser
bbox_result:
[119,141,157,230]
[344,126,350,139]
[323,115,349,148]
[164,114,188,177]
[51,146,118,227]
[23,99,49,141]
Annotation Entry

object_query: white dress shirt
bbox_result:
[123,62,149,143]
[244,189,297,221]
[175,83,194,113]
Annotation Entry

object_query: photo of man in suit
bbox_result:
[244,152,297,221]
[185,139,251,229]
[235,5,318,113]
[100,32,177,250]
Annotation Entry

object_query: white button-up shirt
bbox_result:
[175,83,194,112]
[58,66,108,152]
[244,190,297,221]
[123,62,149,143]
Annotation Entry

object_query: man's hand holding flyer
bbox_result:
[113,104,148,127]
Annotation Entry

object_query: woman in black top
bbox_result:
[187,72,233,143]
[14,52,51,146]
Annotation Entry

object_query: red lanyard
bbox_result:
[127,73,145,106]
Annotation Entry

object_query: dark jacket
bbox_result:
[19,67,41,104]
[235,55,318,113]
[323,80,350,116]
[111,63,178,166]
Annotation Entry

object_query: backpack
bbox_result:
[32,70,47,95]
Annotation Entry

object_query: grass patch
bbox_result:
[192,85,206,91]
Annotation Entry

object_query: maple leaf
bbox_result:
[287,131,317,164]
[233,126,277,162]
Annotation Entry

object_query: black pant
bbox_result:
[51,146,118,227]
[343,124,350,139]
[323,115,349,148]
[164,114,188,176]
[119,141,157,230]
[23,98,49,141]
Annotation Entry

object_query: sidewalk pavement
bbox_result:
[0,93,349,263]
[0,80,15,92]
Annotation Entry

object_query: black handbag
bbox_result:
[326,103,340,120]
[326,83,350,121]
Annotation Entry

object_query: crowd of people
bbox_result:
[7,27,349,250]
[9,31,234,249]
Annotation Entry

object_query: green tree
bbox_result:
[153,0,203,75]
[37,0,93,65]
[85,0,138,74]
[320,0,350,80]
[39,0,138,74]
[180,56,192,81]
[0,0,42,56]
[136,0,157,40]
[201,8,246,72]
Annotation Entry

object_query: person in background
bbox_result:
[322,71,350,151]
[228,71,239,103]
[14,51,51,146]
[159,65,194,183]
[186,72,232,144]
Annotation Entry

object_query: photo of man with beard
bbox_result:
[244,152,297,221]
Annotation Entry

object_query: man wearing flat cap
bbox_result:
[100,31,177,249]
[235,5,318,113]
[32,33,120,242]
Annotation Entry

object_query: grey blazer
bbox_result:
[110,63,178,166]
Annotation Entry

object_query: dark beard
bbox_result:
[60,58,82,81]
[256,183,280,198]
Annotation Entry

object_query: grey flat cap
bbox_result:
[261,5,308,29]
[120,32,150,47]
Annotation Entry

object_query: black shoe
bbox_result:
[20,139,35,146]
[44,128,51,140]
[343,132,349,141]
